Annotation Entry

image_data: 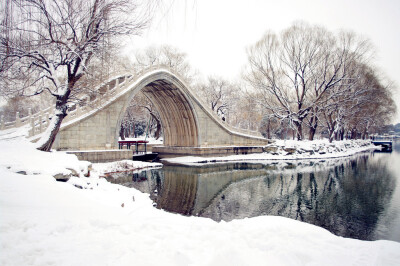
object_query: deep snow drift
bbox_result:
[1,136,400,266]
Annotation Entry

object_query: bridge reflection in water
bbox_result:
[106,152,398,242]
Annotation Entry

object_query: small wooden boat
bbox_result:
[132,152,159,162]
[372,136,393,151]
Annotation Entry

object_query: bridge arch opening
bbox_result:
[117,71,199,147]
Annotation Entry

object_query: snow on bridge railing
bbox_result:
[59,65,188,125]
[0,104,55,137]
[0,66,164,138]
[1,65,263,139]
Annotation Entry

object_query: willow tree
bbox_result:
[0,0,149,151]
[244,22,372,140]
[321,63,396,141]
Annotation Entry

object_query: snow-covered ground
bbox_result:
[164,139,376,165]
[1,136,400,265]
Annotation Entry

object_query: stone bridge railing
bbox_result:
[1,65,262,139]
[0,70,136,138]
[0,105,55,137]
[0,73,131,138]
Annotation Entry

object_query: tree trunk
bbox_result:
[325,113,336,143]
[154,122,162,139]
[119,123,125,140]
[293,121,303,141]
[308,126,317,141]
[36,96,68,151]
[35,74,77,151]
[339,129,345,140]
[149,112,162,140]
[308,114,318,140]
[266,120,271,139]
[362,122,369,140]
[351,128,357,139]
[328,129,335,143]
[328,123,335,143]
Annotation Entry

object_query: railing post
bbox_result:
[46,112,50,127]
[15,112,21,127]
[39,109,43,133]
[38,115,43,133]
[0,115,4,130]
[115,77,119,90]
[30,115,35,137]
[76,103,81,117]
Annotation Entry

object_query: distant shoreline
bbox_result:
[163,139,377,165]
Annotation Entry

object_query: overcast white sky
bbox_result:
[127,0,400,123]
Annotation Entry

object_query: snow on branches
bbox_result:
[0,0,149,150]
[244,22,395,141]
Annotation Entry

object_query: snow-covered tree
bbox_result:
[321,63,396,141]
[0,0,149,151]
[120,92,162,140]
[244,22,372,140]
[196,76,241,121]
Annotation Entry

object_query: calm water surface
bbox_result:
[107,141,400,242]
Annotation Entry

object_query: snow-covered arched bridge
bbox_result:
[43,67,269,158]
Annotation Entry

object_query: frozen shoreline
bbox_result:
[1,137,399,265]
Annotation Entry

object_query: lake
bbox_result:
[106,141,400,242]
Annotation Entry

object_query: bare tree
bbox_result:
[244,22,372,140]
[134,45,195,83]
[120,92,147,139]
[321,63,396,141]
[120,92,162,140]
[0,0,149,151]
[198,76,227,116]
[196,76,241,121]
[231,89,263,131]
[142,101,162,140]
[0,95,39,122]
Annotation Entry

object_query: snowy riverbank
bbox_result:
[1,137,400,265]
[164,139,376,165]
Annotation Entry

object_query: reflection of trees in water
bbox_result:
[200,155,395,240]
[332,155,395,240]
